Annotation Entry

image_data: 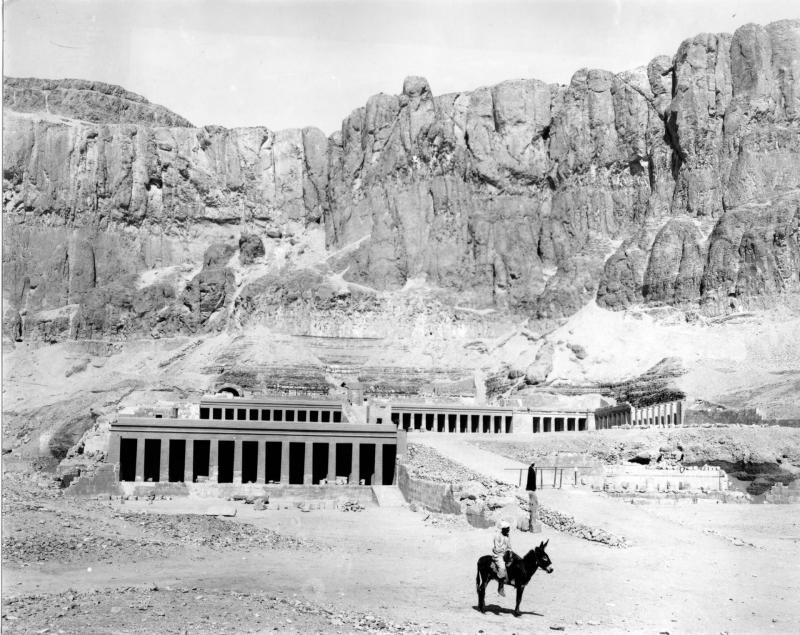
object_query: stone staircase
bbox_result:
[371,485,407,507]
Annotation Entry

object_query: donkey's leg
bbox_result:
[477,569,487,613]
[513,586,524,617]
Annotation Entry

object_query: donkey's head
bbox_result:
[534,539,553,573]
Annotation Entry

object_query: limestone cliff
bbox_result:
[3,19,800,343]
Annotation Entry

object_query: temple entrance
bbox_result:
[312,443,328,484]
[359,443,375,486]
[336,443,352,482]
[382,444,396,485]
[193,440,210,482]
[265,442,282,483]
[119,438,137,481]
[289,442,305,484]
[241,441,258,483]
[169,440,185,482]
[143,439,161,482]
[218,440,234,483]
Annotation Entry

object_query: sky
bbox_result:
[3,0,799,134]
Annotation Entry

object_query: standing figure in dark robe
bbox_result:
[526,462,537,491]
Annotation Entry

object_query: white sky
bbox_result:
[3,0,798,134]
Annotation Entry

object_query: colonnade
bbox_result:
[531,415,588,432]
[112,434,397,486]
[595,400,685,429]
[199,405,343,424]
[630,401,684,427]
[391,410,513,433]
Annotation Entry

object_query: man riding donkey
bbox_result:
[476,518,554,616]
[492,520,513,596]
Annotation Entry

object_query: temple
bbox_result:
[107,394,686,487]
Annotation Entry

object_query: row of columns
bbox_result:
[596,401,685,429]
[200,406,343,424]
[598,410,631,429]
[398,412,513,433]
[631,401,683,427]
[124,436,391,485]
[532,416,588,432]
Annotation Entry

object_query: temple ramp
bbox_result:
[371,485,407,507]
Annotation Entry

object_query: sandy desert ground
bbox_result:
[3,454,800,635]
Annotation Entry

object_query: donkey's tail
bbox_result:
[475,563,482,590]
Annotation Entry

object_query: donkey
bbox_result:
[475,540,553,617]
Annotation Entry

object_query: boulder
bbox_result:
[525,343,554,385]
[456,480,488,501]
[239,233,265,265]
[484,495,519,510]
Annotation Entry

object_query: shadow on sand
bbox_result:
[472,604,543,617]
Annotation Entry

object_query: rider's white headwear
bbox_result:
[500,521,511,529]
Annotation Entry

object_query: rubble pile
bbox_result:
[2,501,169,565]
[404,443,481,484]
[406,443,628,547]
[537,507,628,548]
[112,512,315,550]
[420,511,468,529]
[2,530,163,566]
[339,500,365,512]
[1,586,448,634]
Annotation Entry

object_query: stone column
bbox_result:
[134,437,145,482]
[256,441,266,484]
[587,412,596,431]
[184,439,194,483]
[327,442,337,482]
[159,438,170,483]
[303,442,313,485]
[233,438,243,485]
[374,442,384,486]
[280,441,290,484]
[351,443,361,485]
[209,439,219,483]
[528,491,542,533]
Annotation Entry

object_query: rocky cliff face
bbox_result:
[3,77,195,127]
[3,20,800,343]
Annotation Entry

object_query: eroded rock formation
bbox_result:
[3,20,800,342]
